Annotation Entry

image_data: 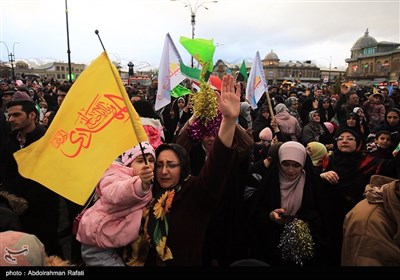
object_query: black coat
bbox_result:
[252,115,272,142]
[175,124,254,266]
[246,157,323,266]
[1,125,62,256]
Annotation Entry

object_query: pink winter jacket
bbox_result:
[274,110,302,141]
[76,163,152,248]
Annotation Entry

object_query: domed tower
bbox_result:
[263,49,280,66]
[350,28,378,58]
[15,60,29,70]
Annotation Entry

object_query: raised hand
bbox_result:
[217,74,241,148]
[217,74,241,120]
[140,165,154,192]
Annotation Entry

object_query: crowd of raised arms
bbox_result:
[0,74,399,268]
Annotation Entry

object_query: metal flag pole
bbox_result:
[65,0,73,83]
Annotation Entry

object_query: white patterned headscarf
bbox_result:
[275,103,289,114]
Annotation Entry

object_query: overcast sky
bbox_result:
[0,0,399,70]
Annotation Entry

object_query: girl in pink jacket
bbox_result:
[76,141,155,266]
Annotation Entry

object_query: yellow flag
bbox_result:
[14,52,148,205]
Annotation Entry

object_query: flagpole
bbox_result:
[94,30,106,51]
[65,0,73,83]
[265,90,274,119]
[94,30,148,165]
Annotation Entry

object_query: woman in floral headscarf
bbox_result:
[301,110,326,146]
[126,74,241,266]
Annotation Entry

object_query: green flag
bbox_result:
[179,61,211,82]
[237,60,248,82]
[179,36,215,78]
[170,84,192,98]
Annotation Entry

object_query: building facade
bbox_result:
[261,50,321,85]
[221,50,342,86]
[0,60,86,81]
[345,29,400,86]
[320,67,346,85]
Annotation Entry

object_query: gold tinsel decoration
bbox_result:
[191,79,218,125]
[277,218,315,266]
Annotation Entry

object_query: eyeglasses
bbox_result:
[336,137,356,142]
[155,162,180,170]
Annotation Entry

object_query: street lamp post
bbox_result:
[0,41,19,81]
[9,53,15,81]
[328,56,332,85]
[128,62,134,77]
[171,0,218,68]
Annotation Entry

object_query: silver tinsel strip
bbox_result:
[277,218,315,266]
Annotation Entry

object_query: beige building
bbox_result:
[24,61,86,81]
[0,60,86,81]
[345,29,400,86]
[320,67,347,85]
[219,50,324,86]
[261,50,321,85]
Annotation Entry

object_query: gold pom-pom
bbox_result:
[191,79,218,125]
[277,219,315,266]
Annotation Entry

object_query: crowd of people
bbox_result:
[0,73,399,268]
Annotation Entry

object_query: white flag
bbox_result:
[155,33,186,111]
[246,51,268,109]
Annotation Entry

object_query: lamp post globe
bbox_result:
[171,0,218,68]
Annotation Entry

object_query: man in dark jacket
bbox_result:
[1,98,62,256]
[334,90,360,127]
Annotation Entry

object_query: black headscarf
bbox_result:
[333,128,362,151]
[155,143,191,186]
[133,100,161,120]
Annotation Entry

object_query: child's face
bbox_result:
[372,96,382,104]
[130,154,155,173]
[375,134,392,149]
